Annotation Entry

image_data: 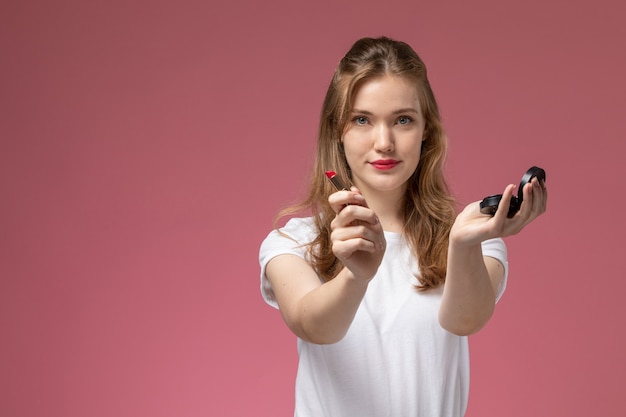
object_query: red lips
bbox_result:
[370,159,399,170]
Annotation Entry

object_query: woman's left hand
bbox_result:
[450,177,548,246]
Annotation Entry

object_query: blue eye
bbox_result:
[397,116,412,125]
[354,116,368,125]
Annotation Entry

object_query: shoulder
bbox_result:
[258,216,318,309]
[262,217,317,247]
[279,217,318,240]
[259,217,318,266]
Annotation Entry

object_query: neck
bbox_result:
[361,188,405,233]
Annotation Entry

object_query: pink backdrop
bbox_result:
[2,0,625,416]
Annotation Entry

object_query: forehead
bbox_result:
[351,75,421,111]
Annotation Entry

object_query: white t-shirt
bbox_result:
[259,217,508,417]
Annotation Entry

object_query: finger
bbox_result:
[331,212,385,244]
[333,204,380,228]
[530,178,544,214]
[334,218,384,238]
[331,224,383,254]
[332,236,377,254]
[533,177,548,213]
[519,178,544,220]
[519,182,535,218]
[328,190,366,214]
[492,184,516,221]
[350,186,368,207]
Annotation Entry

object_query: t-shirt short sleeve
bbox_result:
[259,219,510,307]
[259,217,318,309]
[481,238,509,302]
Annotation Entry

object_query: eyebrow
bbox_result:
[351,108,420,115]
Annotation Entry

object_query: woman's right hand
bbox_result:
[328,187,386,282]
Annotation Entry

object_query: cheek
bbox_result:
[342,147,359,167]
[341,133,367,157]
[403,141,423,169]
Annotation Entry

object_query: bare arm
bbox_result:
[439,245,504,335]
[265,188,385,344]
[265,255,368,344]
[439,178,547,335]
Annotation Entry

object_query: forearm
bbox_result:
[293,268,369,344]
[439,242,496,336]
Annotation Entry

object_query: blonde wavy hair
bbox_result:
[276,36,457,290]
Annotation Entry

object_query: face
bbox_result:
[342,75,425,197]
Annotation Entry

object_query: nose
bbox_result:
[374,124,394,153]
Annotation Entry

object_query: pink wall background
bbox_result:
[2,0,625,416]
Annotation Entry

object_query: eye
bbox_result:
[353,116,368,126]
[397,116,413,125]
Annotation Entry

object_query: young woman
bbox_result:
[259,36,547,417]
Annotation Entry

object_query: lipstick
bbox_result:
[370,159,399,170]
[325,171,349,191]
